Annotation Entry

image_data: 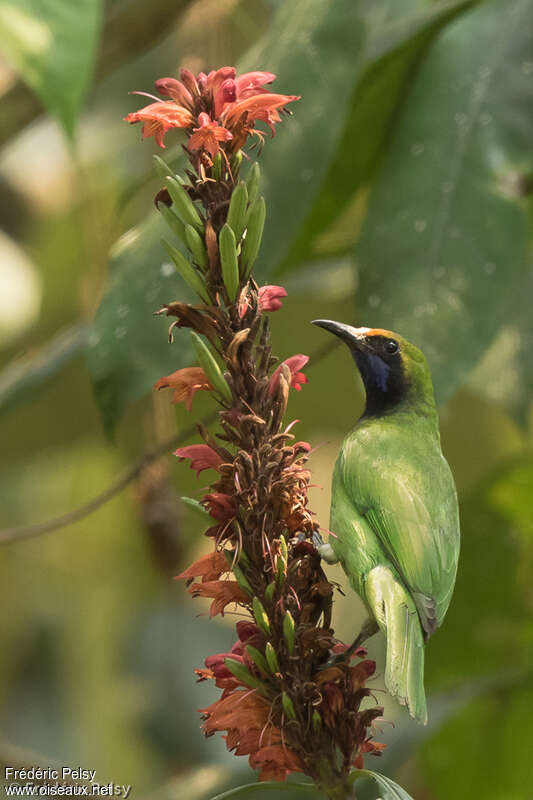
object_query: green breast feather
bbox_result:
[331,413,460,633]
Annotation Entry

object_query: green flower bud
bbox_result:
[158,203,187,244]
[252,596,271,636]
[279,537,288,562]
[219,223,239,302]
[185,224,209,271]
[282,692,296,720]
[224,659,269,697]
[265,642,279,674]
[153,154,175,182]
[264,583,276,603]
[241,196,266,278]
[212,152,223,181]
[245,645,268,674]
[283,610,295,655]
[162,241,210,303]
[233,564,253,596]
[231,150,243,176]
[180,496,213,523]
[245,162,261,207]
[165,176,204,232]
[190,332,232,404]
[227,181,248,242]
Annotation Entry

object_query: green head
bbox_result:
[312,320,436,418]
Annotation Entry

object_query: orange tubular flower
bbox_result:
[269,354,309,394]
[174,444,223,477]
[223,92,300,133]
[124,101,194,148]
[188,112,233,158]
[175,550,228,583]
[125,67,300,154]
[201,689,303,782]
[189,580,248,617]
[202,492,237,521]
[153,367,212,410]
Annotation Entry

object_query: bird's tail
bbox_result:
[366,565,427,724]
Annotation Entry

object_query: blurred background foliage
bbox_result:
[0,0,532,798]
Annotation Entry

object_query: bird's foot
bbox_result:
[311,531,339,564]
[320,619,380,669]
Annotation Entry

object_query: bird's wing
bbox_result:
[340,439,459,631]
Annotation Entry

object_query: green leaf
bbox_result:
[240,0,366,280]
[421,680,533,800]
[86,213,195,436]
[354,0,533,403]
[349,769,415,800]
[425,455,533,689]
[209,781,321,800]
[0,0,102,139]
[90,0,476,430]
[0,323,89,415]
[280,0,478,269]
[466,259,533,425]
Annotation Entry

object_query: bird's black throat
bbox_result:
[351,347,409,418]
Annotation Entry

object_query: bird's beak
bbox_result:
[312,319,370,349]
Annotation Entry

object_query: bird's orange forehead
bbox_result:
[364,327,396,339]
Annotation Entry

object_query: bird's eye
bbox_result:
[384,339,399,354]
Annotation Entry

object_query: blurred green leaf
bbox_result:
[209,782,320,800]
[92,0,477,432]
[0,0,102,139]
[466,261,533,425]
[86,213,195,436]
[239,0,367,280]
[426,455,533,689]
[0,324,89,415]
[250,0,477,279]
[350,769,414,800]
[280,0,478,269]
[420,679,533,799]
[355,0,533,403]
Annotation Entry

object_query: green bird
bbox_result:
[312,320,460,724]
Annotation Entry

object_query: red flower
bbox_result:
[125,68,299,153]
[175,550,228,583]
[223,93,300,135]
[235,71,276,98]
[205,652,245,679]
[153,367,212,410]
[238,284,287,318]
[189,580,247,617]
[174,444,223,477]
[124,101,194,148]
[235,620,261,642]
[188,112,233,158]
[269,354,309,394]
[201,689,303,782]
[202,492,237,521]
[154,77,193,107]
[258,285,287,312]
[249,745,304,783]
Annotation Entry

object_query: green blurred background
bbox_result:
[0,0,532,798]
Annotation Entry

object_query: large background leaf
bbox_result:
[354,0,533,403]
[88,0,476,433]
[279,0,478,270]
[0,0,102,139]
[86,213,195,435]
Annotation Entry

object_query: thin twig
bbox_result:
[0,341,339,545]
